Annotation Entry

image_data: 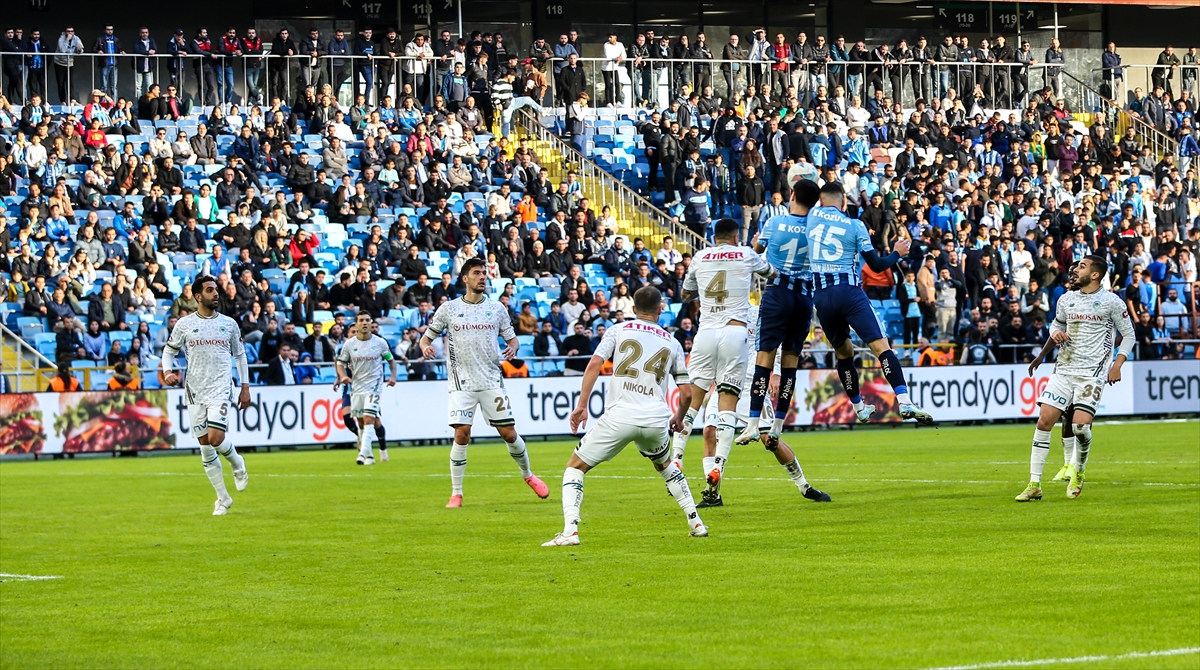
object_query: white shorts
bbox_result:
[574,414,671,467]
[189,402,231,438]
[689,325,749,393]
[350,391,381,418]
[703,390,773,428]
[1038,373,1106,415]
[448,389,516,427]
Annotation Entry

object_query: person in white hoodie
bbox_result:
[54,26,85,105]
[403,34,435,104]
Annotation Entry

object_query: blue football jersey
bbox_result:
[757,214,811,290]
[805,205,874,289]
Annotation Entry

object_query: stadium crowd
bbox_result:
[0,23,1197,392]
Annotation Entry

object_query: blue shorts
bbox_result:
[813,284,884,349]
[341,385,351,408]
[757,284,814,354]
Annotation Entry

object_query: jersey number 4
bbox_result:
[704,270,728,304]
[614,340,670,384]
[807,223,846,262]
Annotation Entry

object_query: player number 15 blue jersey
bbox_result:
[806,205,874,289]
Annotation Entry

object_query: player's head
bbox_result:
[632,286,663,320]
[1065,260,1082,290]
[818,181,845,209]
[192,275,219,310]
[1076,254,1108,288]
[713,218,739,244]
[792,179,820,211]
[355,311,373,338]
[461,257,487,294]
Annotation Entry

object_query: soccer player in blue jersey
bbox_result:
[738,179,822,448]
[806,181,934,425]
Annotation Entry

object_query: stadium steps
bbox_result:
[1,325,53,393]
[517,115,706,254]
[1061,70,1178,162]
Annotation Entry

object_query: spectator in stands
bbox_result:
[88,282,127,332]
[533,320,561,358]
[263,343,296,385]
[561,321,594,375]
[46,361,82,392]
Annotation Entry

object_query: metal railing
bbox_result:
[513,107,707,254]
[1090,62,1200,114]
[1,323,56,392]
[1059,69,1180,163]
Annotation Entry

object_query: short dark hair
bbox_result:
[192,274,217,295]
[1084,254,1109,279]
[819,181,844,197]
[713,218,740,241]
[632,286,662,316]
[462,257,486,275]
[793,179,820,208]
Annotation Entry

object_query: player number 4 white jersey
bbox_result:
[683,244,773,330]
[594,320,689,425]
[1051,289,1135,378]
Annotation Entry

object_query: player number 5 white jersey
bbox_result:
[683,244,773,330]
[165,312,244,406]
[594,320,689,425]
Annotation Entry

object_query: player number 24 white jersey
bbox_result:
[594,320,689,425]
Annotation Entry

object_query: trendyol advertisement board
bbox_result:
[1,361,1195,454]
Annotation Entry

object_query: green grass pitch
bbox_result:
[2,421,1198,669]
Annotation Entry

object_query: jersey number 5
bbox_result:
[613,340,670,384]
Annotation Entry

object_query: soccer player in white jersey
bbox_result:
[160,276,251,516]
[671,217,776,492]
[543,287,705,546]
[335,312,398,466]
[418,257,550,508]
[1027,261,1085,483]
[1016,255,1134,502]
[695,303,831,507]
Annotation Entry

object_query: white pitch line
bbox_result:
[0,573,63,582]
[37,471,1200,487]
[925,646,1200,670]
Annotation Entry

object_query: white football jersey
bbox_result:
[165,311,244,406]
[1051,289,1135,378]
[593,319,689,425]
[337,335,394,395]
[427,297,516,392]
[683,244,773,330]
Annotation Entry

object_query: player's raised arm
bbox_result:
[680,263,699,304]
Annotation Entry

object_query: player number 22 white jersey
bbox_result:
[683,244,773,330]
[594,319,689,425]
[427,297,516,392]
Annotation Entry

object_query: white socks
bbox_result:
[1062,435,1076,466]
[214,437,245,473]
[200,445,230,502]
[896,392,913,406]
[561,467,585,536]
[359,424,377,459]
[701,456,717,477]
[660,462,703,531]
[783,458,809,491]
[1072,424,1093,473]
[1030,428,1052,482]
[450,442,468,495]
[672,407,698,462]
[507,436,532,478]
[715,411,736,476]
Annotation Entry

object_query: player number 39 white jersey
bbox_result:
[594,320,689,425]
[683,244,773,330]
[1051,289,1135,378]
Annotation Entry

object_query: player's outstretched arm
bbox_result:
[571,355,605,433]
